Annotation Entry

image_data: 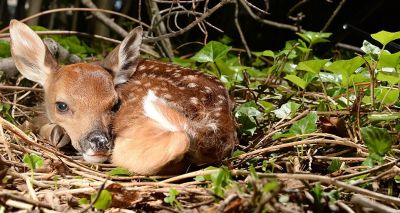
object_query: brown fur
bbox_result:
[10,20,238,175]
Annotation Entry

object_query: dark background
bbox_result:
[0,0,399,53]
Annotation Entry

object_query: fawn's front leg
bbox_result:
[39,123,71,148]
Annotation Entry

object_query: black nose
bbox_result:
[87,132,111,151]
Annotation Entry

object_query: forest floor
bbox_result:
[1,32,400,212]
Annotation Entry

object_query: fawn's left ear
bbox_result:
[9,19,58,86]
[102,26,143,85]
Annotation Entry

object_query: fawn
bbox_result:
[9,20,238,175]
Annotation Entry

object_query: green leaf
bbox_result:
[371,30,400,46]
[91,190,112,210]
[78,198,90,205]
[273,101,301,119]
[164,188,181,209]
[375,88,399,105]
[259,100,275,113]
[263,181,279,193]
[377,71,400,85]
[377,51,400,70]
[172,57,195,68]
[106,167,131,176]
[284,74,307,89]
[327,159,341,173]
[191,41,231,63]
[296,31,331,45]
[324,56,365,87]
[297,59,329,74]
[234,101,262,135]
[311,183,323,208]
[0,41,11,58]
[232,150,246,157]
[262,50,275,58]
[324,56,364,76]
[361,40,381,55]
[209,167,231,198]
[361,127,393,165]
[23,153,44,170]
[288,111,318,135]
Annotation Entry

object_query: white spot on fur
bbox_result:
[166,68,173,72]
[148,74,156,79]
[187,83,197,88]
[217,95,225,100]
[133,80,142,85]
[206,122,218,132]
[153,67,160,71]
[141,73,147,78]
[148,65,155,69]
[190,97,199,105]
[139,65,146,70]
[172,73,181,78]
[218,85,225,89]
[144,82,151,87]
[143,90,178,132]
[185,75,197,80]
[204,86,212,94]
[162,93,172,99]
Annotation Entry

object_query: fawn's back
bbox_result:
[114,59,237,169]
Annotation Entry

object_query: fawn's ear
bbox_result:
[102,26,143,85]
[9,20,57,86]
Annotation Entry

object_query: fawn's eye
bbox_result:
[55,102,69,112]
[111,99,121,112]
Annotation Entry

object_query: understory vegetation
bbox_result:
[1,21,400,213]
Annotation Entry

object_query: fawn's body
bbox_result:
[10,20,238,175]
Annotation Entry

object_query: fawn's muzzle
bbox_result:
[81,130,112,163]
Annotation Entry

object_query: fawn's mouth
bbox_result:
[82,149,111,163]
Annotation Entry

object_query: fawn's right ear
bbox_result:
[9,20,57,86]
[102,26,143,85]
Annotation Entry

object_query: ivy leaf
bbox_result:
[296,31,332,45]
[361,127,393,165]
[23,153,44,170]
[324,56,364,87]
[288,111,318,135]
[297,59,329,74]
[191,41,231,63]
[91,190,112,210]
[106,168,131,177]
[234,101,261,135]
[273,101,301,119]
[324,56,364,77]
[361,40,381,55]
[375,88,399,105]
[376,71,400,85]
[284,74,307,89]
[262,50,275,58]
[377,51,400,69]
[371,30,400,46]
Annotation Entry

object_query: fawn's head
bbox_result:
[10,20,143,163]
